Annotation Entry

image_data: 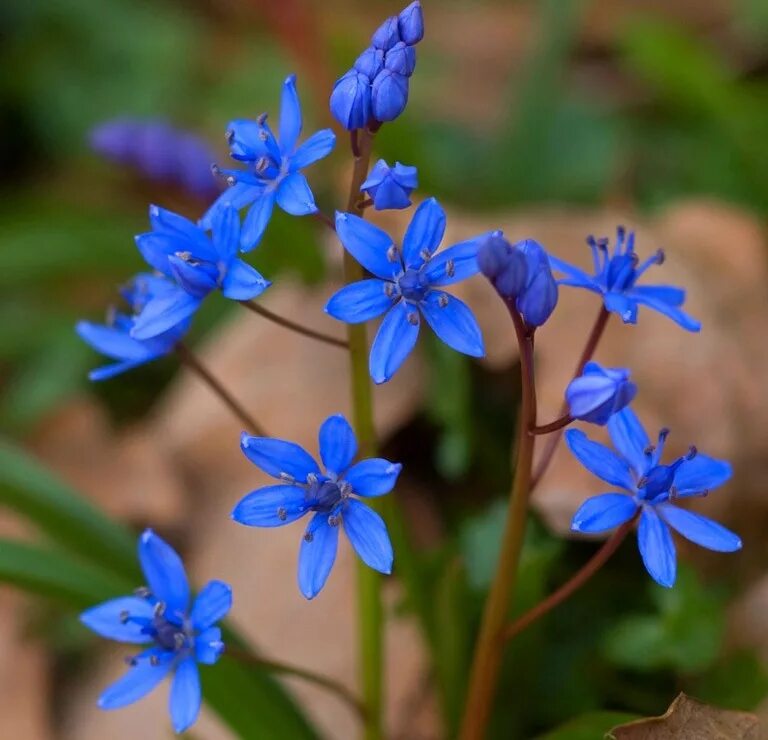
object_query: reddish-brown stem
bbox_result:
[350,129,361,158]
[240,299,348,349]
[531,414,573,435]
[503,515,637,641]
[313,210,336,232]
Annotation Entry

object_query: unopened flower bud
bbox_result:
[478,233,528,298]
[566,362,637,425]
[360,159,418,210]
[371,16,400,50]
[398,1,424,45]
[515,239,558,327]
[384,41,416,77]
[371,69,409,122]
[354,46,385,79]
[330,70,372,130]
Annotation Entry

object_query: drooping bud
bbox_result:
[384,41,417,77]
[565,362,637,426]
[329,70,372,130]
[371,69,409,122]
[515,239,558,327]
[371,16,401,50]
[477,233,528,299]
[354,46,385,79]
[398,1,424,45]
[360,159,418,210]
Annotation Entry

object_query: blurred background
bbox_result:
[2,0,768,738]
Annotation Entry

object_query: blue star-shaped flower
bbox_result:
[202,74,336,252]
[232,414,401,599]
[77,274,190,380]
[565,362,637,426]
[568,408,741,587]
[80,530,232,733]
[325,198,487,384]
[131,203,270,340]
[548,226,701,331]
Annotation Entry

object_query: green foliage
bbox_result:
[688,650,768,711]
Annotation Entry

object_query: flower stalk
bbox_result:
[240,299,348,349]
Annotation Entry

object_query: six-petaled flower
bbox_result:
[80,530,231,733]
[325,198,487,383]
[361,159,418,210]
[232,414,401,599]
[568,408,741,588]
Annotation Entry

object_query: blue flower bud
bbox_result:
[478,233,528,298]
[354,46,385,79]
[330,70,372,130]
[565,362,637,425]
[384,42,416,77]
[515,239,558,327]
[371,16,400,50]
[371,69,409,122]
[360,159,418,210]
[398,1,424,45]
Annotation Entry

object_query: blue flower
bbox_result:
[325,198,487,383]
[568,408,741,587]
[80,529,231,733]
[565,362,637,425]
[548,226,700,331]
[232,414,401,599]
[202,75,336,252]
[361,159,417,210]
[77,274,190,381]
[130,204,270,340]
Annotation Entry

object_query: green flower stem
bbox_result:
[458,303,537,740]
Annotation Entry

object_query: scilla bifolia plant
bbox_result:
[75,2,742,737]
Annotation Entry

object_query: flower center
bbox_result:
[312,480,344,513]
[397,268,429,303]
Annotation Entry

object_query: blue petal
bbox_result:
[423,236,487,286]
[672,455,732,496]
[342,499,393,574]
[137,529,190,617]
[76,322,153,361]
[98,651,172,709]
[199,184,262,230]
[167,256,218,298]
[195,626,225,665]
[571,493,638,533]
[371,69,409,121]
[547,254,596,286]
[335,212,399,280]
[232,484,310,527]
[325,279,395,324]
[190,580,232,630]
[89,360,147,381]
[630,289,701,332]
[369,176,411,210]
[630,284,686,307]
[240,192,276,253]
[637,506,676,587]
[170,657,201,734]
[130,289,200,340]
[402,198,446,269]
[420,291,484,358]
[604,292,638,324]
[658,505,741,552]
[134,233,176,276]
[221,259,271,300]
[290,129,336,171]
[329,70,372,130]
[240,433,320,481]
[369,300,420,384]
[148,205,214,258]
[318,414,357,475]
[606,408,650,477]
[226,118,281,163]
[564,429,635,490]
[344,459,401,497]
[80,596,154,644]
[276,172,317,216]
[298,513,340,599]
[278,74,302,155]
[210,204,240,261]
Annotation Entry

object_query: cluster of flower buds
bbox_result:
[330,1,424,130]
[477,233,558,328]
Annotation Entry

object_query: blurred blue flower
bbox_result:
[202,75,336,252]
[361,159,417,210]
[80,529,231,733]
[130,204,269,340]
[565,362,636,425]
[89,118,219,199]
[325,198,487,383]
[77,274,190,381]
[568,408,741,588]
[233,414,401,599]
[548,227,700,331]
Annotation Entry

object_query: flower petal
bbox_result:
[134,233,177,276]
[221,259,271,300]
[564,429,635,490]
[547,254,596,287]
[630,284,686,307]
[239,434,320,481]
[658,505,741,552]
[276,172,317,216]
[190,580,232,630]
[210,204,240,261]
[571,493,638,533]
[604,292,638,324]
[298,513,339,599]
[672,455,732,496]
[318,414,357,474]
[199,183,262,230]
[344,459,402,497]
[335,212,399,280]
[278,74,302,154]
[630,288,701,332]
[149,205,210,251]
[325,279,395,324]
[606,408,650,477]
[402,198,446,269]
[343,499,393,574]
[76,322,153,362]
[80,596,154,644]
[98,651,172,709]
[89,360,147,381]
[369,300,420,384]
[232,484,311,527]
[240,192,275,253]
[130,289,200,341]
[420,291,484,358]
[169,657,201,734]
[290,129,336,171]
[423,236,487,286]
[137,529,190,617]
[195,626,225,665]
[637,507,676,588]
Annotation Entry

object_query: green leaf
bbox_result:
[688,650,768,711]
[538,710,641,739]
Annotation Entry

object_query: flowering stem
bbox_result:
[240,299,348,349]
[531,414,572,435]
[175,342,265,435]
[459,304,537,740]
[530,306,610,491]
[502,516,636,642]
[313,210,337,232]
